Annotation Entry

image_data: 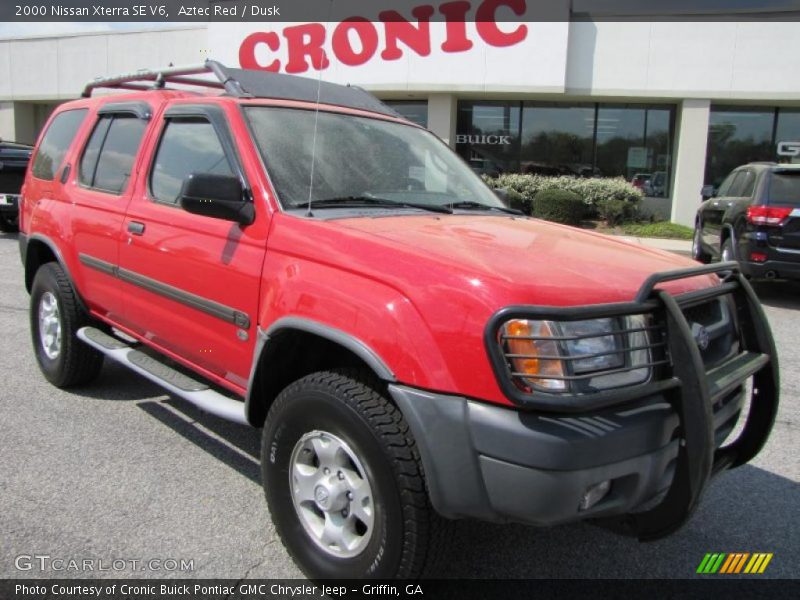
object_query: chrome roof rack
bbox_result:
[81,60,400,118]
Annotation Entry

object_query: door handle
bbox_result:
[127,221,145,235]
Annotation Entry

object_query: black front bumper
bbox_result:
[391,263,779,541]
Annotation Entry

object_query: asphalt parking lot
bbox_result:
[0,231,798,580]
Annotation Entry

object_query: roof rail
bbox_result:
[81,60,243,98]
[81,60,400,118]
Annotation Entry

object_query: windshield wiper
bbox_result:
[448,201,524,215]
[307,196,453,214]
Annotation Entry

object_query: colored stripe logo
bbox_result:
[697,553,773,574]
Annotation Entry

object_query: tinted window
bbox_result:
[93,117,146,193]
[767,172,800,205]
[716,171,739,197]
[31,109,88,181]
[150,119,233,205]
[729,170,756,197]
[79,117,111,187]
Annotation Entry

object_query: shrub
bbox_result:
[531,188,585,226]
[596,198,638,226]
[504,187,529,214]
[482,173,643,208]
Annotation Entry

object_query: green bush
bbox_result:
[501,187,529,214]
[482,173,643,209]
[596,198,638,226]
[531,188,585,226]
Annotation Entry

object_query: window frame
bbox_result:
[146,103,250,210]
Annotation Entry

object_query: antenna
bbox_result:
[306,0,334,217]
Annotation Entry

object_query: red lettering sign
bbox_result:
[237,0,529,75]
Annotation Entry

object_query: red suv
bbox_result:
[18,62,779,579]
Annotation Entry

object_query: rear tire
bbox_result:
[692,225,711,263]
[30,262,104,388]
[262,369,447,579]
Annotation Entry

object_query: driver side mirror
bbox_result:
[701,185,717,201]
[179,173,254,226]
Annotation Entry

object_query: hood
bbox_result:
[333,214,713,305]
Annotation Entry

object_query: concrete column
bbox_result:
[427,94,457,148]
[670,99,711,227]
[0,103,15,142]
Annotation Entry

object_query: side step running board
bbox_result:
[77,327,248,425]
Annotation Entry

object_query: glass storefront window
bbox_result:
[519,103,595,177]
[705,107,775,189]
[455,100,675,197]
[775,109,800,164]
[383,100,428,128]
[595,105,673,197]
[456,101,520,176]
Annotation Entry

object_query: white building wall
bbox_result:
[566,22,800,100]
[0,27,207,101]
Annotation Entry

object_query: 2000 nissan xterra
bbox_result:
[18,62,779,579]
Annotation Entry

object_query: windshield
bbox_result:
[244,106,505,211]
[767,172,800,205]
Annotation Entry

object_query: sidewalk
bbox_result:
[617,236,692,257]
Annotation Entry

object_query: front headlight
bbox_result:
[499,315,652,393]
[560,318,622,373]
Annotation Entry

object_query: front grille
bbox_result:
[681,296,739,370]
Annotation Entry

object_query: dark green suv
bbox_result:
[693,162,800,280]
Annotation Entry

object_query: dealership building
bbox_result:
[1,4,799,226]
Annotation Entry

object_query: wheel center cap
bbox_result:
[314,485,330,507]
[313,480,348,512]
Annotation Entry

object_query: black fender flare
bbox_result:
[22,233,89,313]
[244,317,396,425]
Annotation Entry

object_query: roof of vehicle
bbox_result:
[741,162,800,171]
[82,60,402,120]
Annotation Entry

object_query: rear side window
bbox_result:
[716,171,738,197]
[766,172,800,205]
[79,115,147,194]
[149,119,233,205]
[729,170,756,197]
[31,109,88,181]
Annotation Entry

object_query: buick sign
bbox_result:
[455,134,512,145]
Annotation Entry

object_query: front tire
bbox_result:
[30,262,104,388]
[262,369,445,579]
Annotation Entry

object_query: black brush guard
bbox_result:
[485,262,779,541]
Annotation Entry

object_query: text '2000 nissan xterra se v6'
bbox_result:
[18,62,779,579]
